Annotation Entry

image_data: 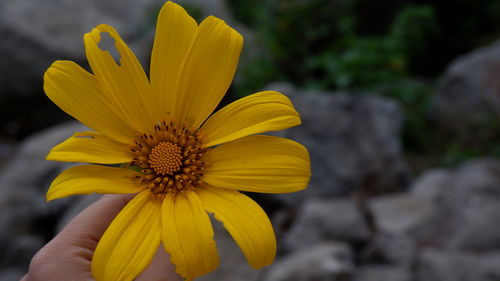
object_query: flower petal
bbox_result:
[162,191,219,280]
[47,165,141,201]
[174,16,243,130]
[150,1,197,121]
[202,135,311,193]
[201,91,301,147]
[84,24,153,133]
[92,190,162,281]
[197,185,276,268]
[47,131,133,164]
[44,61,136,143]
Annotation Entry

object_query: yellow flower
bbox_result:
[44,1,310,280]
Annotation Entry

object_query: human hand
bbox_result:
[21,194,182,281]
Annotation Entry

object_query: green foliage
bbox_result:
[237,0,361,90]
[307,36,405,90]
[437,117,500,167]
[227,0,500,170]
[230,0,439,93]
[390,5,439,74]
[376,79,433,151]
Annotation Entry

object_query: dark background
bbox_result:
[1,0,500,280]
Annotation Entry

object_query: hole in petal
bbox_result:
[98,32,121,66]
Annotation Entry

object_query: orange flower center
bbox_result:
[129,121,207,197]
[148,142,183,175]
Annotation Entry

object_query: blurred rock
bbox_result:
[268,82,410,205]
[410,168,452,201]
[361,159,500,275]
[416,249,500,281]
[435,39,500,128]
[0,122,86,272]
[178,0,232,20]
[0,0,160,96]
[262,242,353,281]
[0,0,253,140]
[285,198,370,251]
[0,235,44,270]
[369,193,433,234]
[411,159,500,251]
[368,232,416,266]
[0,122,85,206]
[0,140,17,170]
[353,265,412,281]
[198,220,260,281]
[0,268,25,281]
[0,0,235,97]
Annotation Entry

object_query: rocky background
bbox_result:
[2,0,500,281]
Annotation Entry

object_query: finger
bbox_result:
[26,194,134,281]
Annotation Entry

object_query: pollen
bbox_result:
[130,121,208,197]
[148,142,183,175]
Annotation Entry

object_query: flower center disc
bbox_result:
[148,142,183,175]
[129,121,208,197]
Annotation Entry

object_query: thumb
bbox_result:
[23,194,135,281]
[23,194,181,281]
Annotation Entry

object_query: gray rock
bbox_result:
[0,269,25,281]
[262,242,353,281]
[416,249,500,281]
[411,159,500,251]
[410,168,452,201]
[178,0,232,20]
[435,39,500,129]
[0,0,160,95]
[369,193,433,234]
[353,265,412,281]
[268,82,410,205]
[363,159,500,271]
[0,0,235,96]
[285,198,371,251]
[363,232,416,266]
[0,121,85,207]
[0,141,17,170]
[0,235,44,271]
[0,122,86,272]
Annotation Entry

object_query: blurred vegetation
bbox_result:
[227,0,500,171]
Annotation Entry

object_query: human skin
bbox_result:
[21,194,182,281]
